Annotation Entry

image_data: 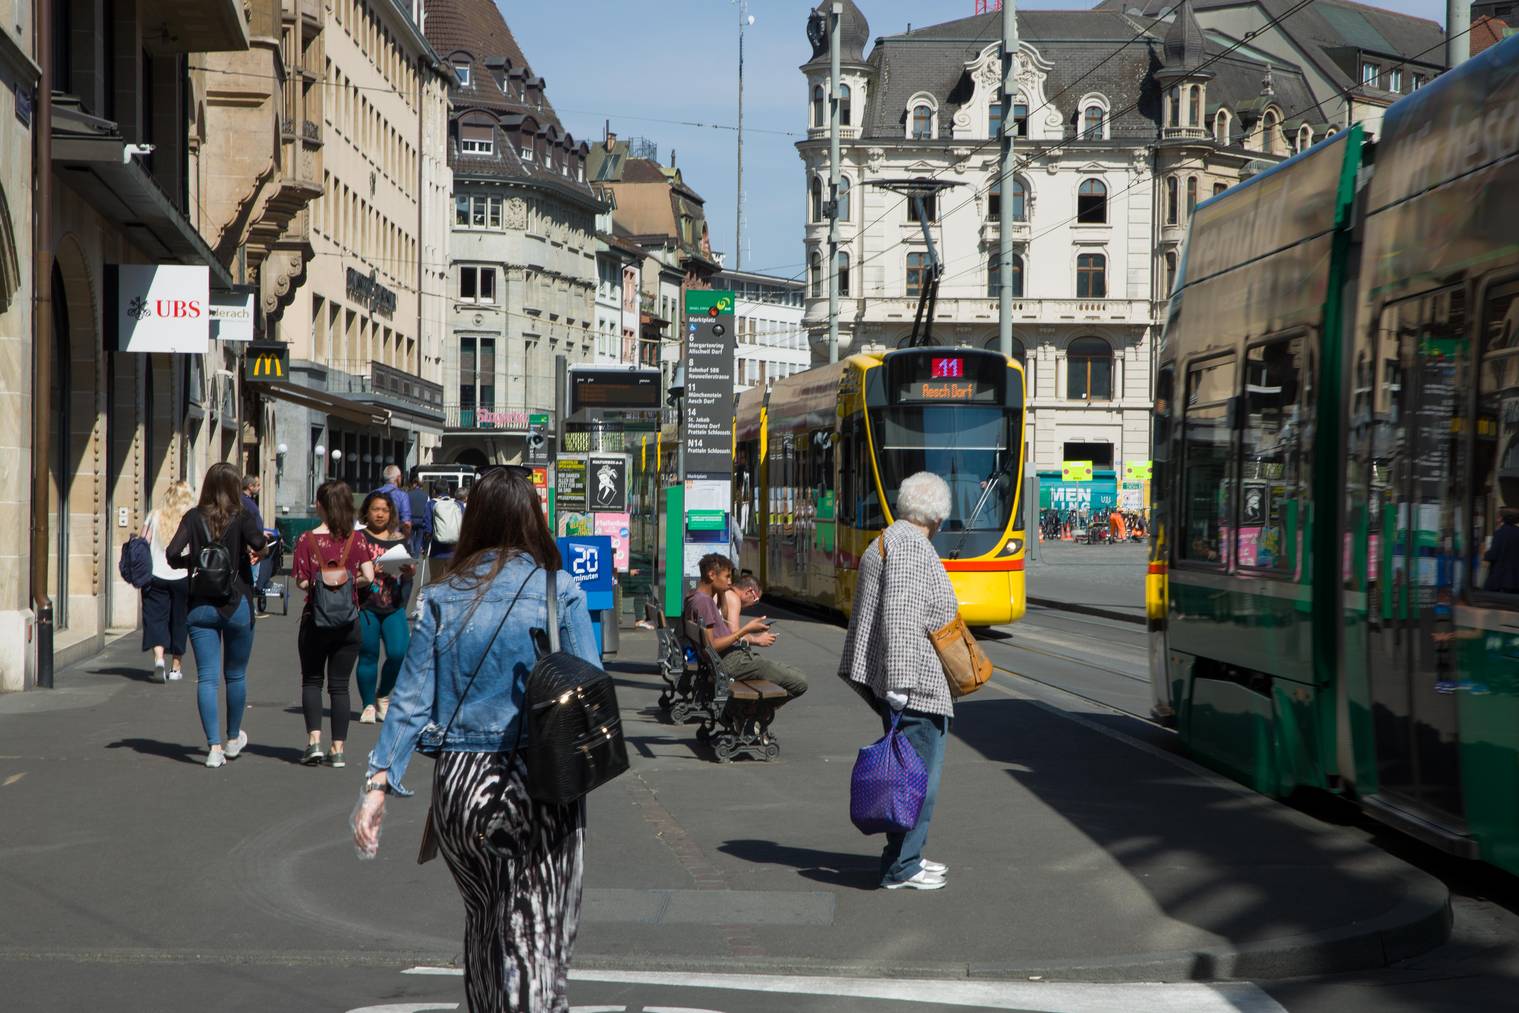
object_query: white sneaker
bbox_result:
[224,730,248,760]
[167,668,183,682]
[883,869,947,891]
[921,859,948,875]
[205,750,226,769]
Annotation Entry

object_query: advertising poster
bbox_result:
[590,455,628,512]
[558,512,594,537]
[595,512,632,572]
[556,457,587,510]
[532,466,550,519]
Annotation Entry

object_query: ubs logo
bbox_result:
[128,296,202,320]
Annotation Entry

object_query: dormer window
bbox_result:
[1214,108,1230,144]
[910,103,933,140]
[1361,62,1379,86]
[453,63,470,86]
[1297,124,1313,151]
[1082,103,1106,140]
[520,138,533,161]
[460,120,494,155]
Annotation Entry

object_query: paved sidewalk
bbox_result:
[0,600,1447,989]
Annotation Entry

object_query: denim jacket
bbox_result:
[366,552,599,796]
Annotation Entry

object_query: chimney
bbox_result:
[605,130,617,152]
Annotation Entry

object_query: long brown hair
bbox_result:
[444,467,560,590]
[317,481,356,537]
[198,462,243,538]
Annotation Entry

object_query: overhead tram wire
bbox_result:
[842,0,1319,285]
[186,63,799,137]
[837,1,1189,250]
[927,17,1483,292]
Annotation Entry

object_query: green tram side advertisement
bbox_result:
[1151,34,1519,876]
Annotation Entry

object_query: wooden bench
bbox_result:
[690,624,784,763]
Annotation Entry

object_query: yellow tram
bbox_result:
[731,345,1027,626]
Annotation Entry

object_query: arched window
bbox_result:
[990,176,1028,222]
[812,85,824,127]
[810,176,823,222]
[1067,337,1113,400]
[839,83,852,125]
[1297,124,1313,151]
[1076,253,1106,299]
[911,104,933,140]
[1261,110,1280,152]
[839,251,851,296]
[1166,176,1179,226]
[810,249,822,298]
[1188,86,1201,127]
[1214,109,1230,144]
[987,253,1024,298]
[1083,104,1105,140]
[1168,86,1180,128]
[1077,178,1107,224]
[1186,176,1198,218]
[837,176,850,221]
[1165,251,1178,294]
[906,252,928,297]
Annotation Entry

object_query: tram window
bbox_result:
[1179,356,1236,566]
[1473,281,1519,598]
[1239,338,1308,573]
[736,439,759,537]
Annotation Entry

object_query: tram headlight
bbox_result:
[1001,537,1024,556]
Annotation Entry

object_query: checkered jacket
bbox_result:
[838,521,957,717]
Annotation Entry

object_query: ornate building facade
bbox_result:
[798,0,1346,476]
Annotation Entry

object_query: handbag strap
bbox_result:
[544,567,560,654]
[436,565,538,744]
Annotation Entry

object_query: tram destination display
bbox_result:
[889,350,1003,404]
[570,368,661,414]
[682,291,736,480]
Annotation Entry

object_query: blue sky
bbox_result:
[502,0,1447,280]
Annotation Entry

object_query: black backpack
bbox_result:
[312,533,359,628]
[118,535,154,590]
[190,512,236,603]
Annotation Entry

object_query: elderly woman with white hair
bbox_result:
[839,470,959,890]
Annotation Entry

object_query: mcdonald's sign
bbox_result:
[245,342,289,381]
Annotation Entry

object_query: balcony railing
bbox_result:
[848,296,1157,325]
[324,359,444,414]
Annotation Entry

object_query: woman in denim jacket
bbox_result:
[354,467,598,1012]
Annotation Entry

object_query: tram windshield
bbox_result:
[875,404,1020,547]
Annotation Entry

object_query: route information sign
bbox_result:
[683,290,735,481]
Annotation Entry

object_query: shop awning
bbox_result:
[259,381,392,428]
[51,99,235,289]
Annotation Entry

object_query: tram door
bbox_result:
[1364,291,1468,824]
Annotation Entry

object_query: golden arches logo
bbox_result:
[249,352,285,378]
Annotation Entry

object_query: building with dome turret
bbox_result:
[796,0,1426,484]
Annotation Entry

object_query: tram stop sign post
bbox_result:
[674,290,737,595]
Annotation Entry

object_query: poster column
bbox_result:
[681,290,736,585]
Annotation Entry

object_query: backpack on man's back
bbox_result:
[431,496,463,545]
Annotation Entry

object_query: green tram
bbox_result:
[1150,35,1519,875]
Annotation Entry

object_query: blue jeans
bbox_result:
[878,705,950,884]
[186,598,254,747]
[357,608,411,707]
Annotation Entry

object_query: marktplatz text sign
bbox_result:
[683,290,735,480]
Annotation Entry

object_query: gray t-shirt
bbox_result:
[687,591,732,642]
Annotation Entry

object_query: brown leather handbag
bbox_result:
[877,538,993,698]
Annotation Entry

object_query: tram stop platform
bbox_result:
[567,609,1452,983]
[0,600,1450,989]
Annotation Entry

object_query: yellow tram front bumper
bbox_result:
[946,560,1026,627]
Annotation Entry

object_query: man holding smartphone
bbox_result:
[687,554,808,701]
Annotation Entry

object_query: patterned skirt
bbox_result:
[432,751,585,1013]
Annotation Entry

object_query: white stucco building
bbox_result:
[715,269,809,392]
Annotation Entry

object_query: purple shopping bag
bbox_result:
[849,710,928,835]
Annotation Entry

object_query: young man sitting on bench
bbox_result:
[688,554,809,701]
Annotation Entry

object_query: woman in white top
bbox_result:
[142,481,194,682]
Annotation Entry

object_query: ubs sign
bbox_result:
[107,265,210,353]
